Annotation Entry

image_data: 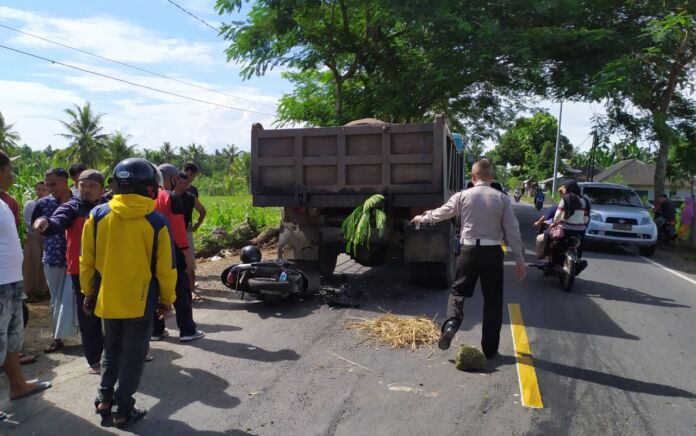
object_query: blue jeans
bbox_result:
[0,281,24,364]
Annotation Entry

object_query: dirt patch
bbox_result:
[650,244,696,277]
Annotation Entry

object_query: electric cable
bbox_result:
[0,23,278,109]
[0,43,275,116]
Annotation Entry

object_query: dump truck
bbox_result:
[250,114,466,288]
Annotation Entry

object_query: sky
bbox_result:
[0,1,601,154]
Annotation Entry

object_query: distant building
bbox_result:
[593,159,692,201]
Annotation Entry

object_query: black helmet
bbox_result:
[240,245,262,263]
[113,158,162,197]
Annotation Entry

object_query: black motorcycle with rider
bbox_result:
[532,181,589,292]
[653,194,677,246]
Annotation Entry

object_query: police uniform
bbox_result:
[418,180,525,357]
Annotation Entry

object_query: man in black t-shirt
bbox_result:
[178,167,206,298]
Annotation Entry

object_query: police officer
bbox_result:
[411,159,526,358]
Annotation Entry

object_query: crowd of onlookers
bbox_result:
[1,151,208,428]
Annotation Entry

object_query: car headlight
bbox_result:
[590,212,603,222]
[640,216,652,225]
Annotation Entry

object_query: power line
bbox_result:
[0,43,276,117]
[0,23,278,109]
[167,0,220,32]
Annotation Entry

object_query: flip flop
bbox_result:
[10,381,52,401]
[20,354,37,365]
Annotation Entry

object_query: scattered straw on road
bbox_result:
[346,314,440,351]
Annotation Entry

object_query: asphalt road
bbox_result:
[2,203,696,435]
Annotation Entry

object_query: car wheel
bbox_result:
[638,244,656,257]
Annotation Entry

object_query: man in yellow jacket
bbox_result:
[80,158,177,429]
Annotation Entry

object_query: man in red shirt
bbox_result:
[151,164,203,343]
[0,189,20,228]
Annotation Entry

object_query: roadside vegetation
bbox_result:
[0,107,280,246]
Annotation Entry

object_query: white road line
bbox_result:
[622,247,696,286]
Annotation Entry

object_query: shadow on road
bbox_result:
[576,279,690,309]
[534,357,696,399]
[187,338,300,362]
[136,348,249,435]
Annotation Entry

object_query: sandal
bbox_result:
[88,364,101,375]
[0,410,7,421]
[43,339,63,353]
[10,380,52,400]
[94,398,112,417]
[20,354,37,365]
[113,407,147,429]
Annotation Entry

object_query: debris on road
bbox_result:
[346,314,439,350]
[455,345,487,371]
[388,384,439,397]
[325,349,372,373]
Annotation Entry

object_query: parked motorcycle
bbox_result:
[531,235,588,292]
[658,219,678,246]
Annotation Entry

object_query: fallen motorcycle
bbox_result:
[531,235,588,292]
[220,247,319,301]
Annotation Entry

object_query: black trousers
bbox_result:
[71,274,104,367]
[447,245,504,356]
[99,314,152,417]
[152,267,197,337]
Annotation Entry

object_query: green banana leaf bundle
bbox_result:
[341,194,386,256]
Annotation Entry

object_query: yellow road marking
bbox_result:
[508,303,543,408]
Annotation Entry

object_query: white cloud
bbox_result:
[0,6,221,65]
[0,79,274,152]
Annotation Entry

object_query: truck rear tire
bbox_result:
[318,244,340,279]
[410,262,430,286]
[429,260,455,289]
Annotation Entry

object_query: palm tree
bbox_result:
[0,111,21,152]
[220,144,242,174]
[57,102,108,168]
[159,141,178,164]
[104,131,136,174]
[180,143,205,168]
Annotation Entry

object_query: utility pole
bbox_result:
[551,101,563,197]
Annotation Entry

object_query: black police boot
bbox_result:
[438,318,461,350]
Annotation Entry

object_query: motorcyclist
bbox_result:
[545,180,590,262]
[534,189,545,208]
[534,186,565,259]
[514,187,521,201]
[653,194,676,229]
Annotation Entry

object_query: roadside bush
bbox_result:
[194,197,281,257]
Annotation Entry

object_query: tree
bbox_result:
[0,111,21,152]
[159,141,178,164]
[530,1,696,197]
[180,143,206,169]
[492,112,573,179]
[104,131,136,174]
[216,0,545,135]
[220,144,243,173]
[57,102,107,168]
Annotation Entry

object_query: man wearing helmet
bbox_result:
[80,158,177,428]
[151,164,204,343]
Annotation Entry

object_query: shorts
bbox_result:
[0,281,25,363]
[186,231,196,271]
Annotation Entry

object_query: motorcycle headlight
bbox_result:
[640,216,652,225]
[590,212,603,222]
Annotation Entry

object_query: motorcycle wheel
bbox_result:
[560,256,576,292]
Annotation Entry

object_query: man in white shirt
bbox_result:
[412,159,526,358]
[0,150,51,420]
